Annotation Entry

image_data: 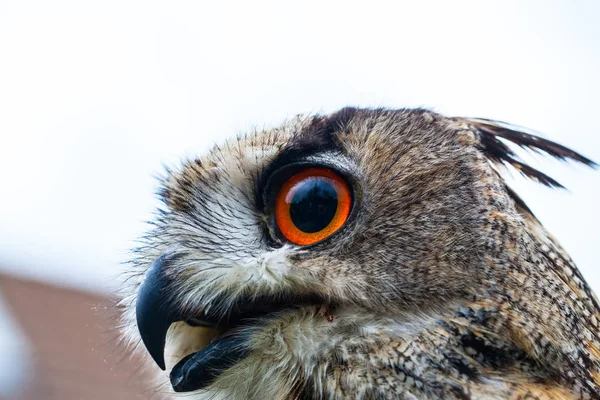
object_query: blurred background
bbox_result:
[0,1,599,399]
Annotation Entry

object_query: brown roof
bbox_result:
[0,274,164,400]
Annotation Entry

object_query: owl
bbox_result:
[120,107,599,399]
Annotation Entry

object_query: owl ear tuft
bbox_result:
[464,118,597,189]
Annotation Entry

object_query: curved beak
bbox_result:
[135,254,327,376]
[135,254,185,370]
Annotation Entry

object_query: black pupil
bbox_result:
[289,178,338,233]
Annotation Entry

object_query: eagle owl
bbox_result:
[120,107,599,399]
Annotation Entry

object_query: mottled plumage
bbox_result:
[119,107,599,399]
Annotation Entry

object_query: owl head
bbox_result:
[120,107,595,398]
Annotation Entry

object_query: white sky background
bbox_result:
[0,0,598,295]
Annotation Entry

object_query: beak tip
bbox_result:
[136,303,170,370]
[141,333,167,370]
[135,254,180,372]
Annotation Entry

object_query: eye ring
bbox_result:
[275,167,352,246]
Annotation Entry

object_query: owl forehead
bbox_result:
[164,109,469,199]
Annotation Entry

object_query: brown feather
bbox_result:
[460,118,597,191]
[469,118,597,166]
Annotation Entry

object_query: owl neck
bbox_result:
[480,213,600,394]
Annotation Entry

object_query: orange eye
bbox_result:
[275,167,352,246]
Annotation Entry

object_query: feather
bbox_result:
[471,118,597,165]
[463,118,597,189]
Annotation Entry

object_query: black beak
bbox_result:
[136,253,327,387]
[135,253,252,392]
[135,253,186,370]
